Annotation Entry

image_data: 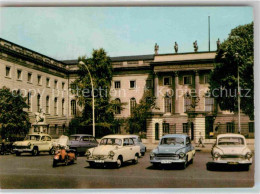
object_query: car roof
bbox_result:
[161,134,188,139]
[217,133,245,139]
[70,134,93,137]
[102,134,137,139]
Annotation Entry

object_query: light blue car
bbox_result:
[128,135,146,156]
[150,134,195,169]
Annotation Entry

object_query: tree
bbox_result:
[209,22,254,120]
[0,87,31,138]
[71,48,119,137]
[126,91,158,135]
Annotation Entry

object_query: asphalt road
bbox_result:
[0,151,254,189]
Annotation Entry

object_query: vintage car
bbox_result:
[208,133,253,170]
[150,134,195,169]
[126,135,146,156]
[68,134,98,155]
[86,135,141,168]
[13,133,54,156]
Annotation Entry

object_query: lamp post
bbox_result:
[235,53,241,134]
[79,61,95,137]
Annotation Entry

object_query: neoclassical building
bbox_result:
[0,38,254,141]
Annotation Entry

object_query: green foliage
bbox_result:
[70,48,121,137]
[126,92,158,134]
[209,22,254,120]
[0,87,31,138]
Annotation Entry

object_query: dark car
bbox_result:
[68,134,98,156]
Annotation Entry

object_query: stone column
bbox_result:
[154,72,159,99]
[174,71,180,114]
[194,70,200,111]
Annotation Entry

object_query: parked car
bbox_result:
[207,133,253,171]
[127,135,146,156]
[86,135,141,168]
[68,134,98,155]
[150,134,195,169]
[13,133,55,156]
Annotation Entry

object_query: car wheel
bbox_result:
[243,165,250,171]
[153,163,160,168]
[181,157,188,169]
[116,157,123,168]
[141,152,145,156]
[190,158,193,164]
[132,154,138,164]
[15,152,21,156]
[53,160,58,168]
[32,147,39,156]
[64,156,69,166]
[49,148,55,155]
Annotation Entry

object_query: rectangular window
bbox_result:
[62,82,65,90]
[163,123,170,134]
[130,80,136,89]
[204,75,209,84]
[183,123,189,133]
[54,80,58,89]
[5,66,11,77]
[183,76,192,85]
[46,78,50,87]
[163,77,171,86]
[37,75,42,85]
[226,122,235,133]
[27,73,32,83]
[184,97,191,112]
[62,99,65,115]
[54,98,58,115]
[164,97,172,113]
[17,69,22,80]
[205,97,214,112]
[146,79,152,89]
[249,122,254,133]
[115,81,121,89]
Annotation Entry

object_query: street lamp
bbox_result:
[79,61,95,137]
[235,53,241,134]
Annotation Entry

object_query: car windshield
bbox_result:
[69,136,81,141]
[100,138,122,146]
[24,135,40,141]
[218,137,245,146]
[160,137,184,145]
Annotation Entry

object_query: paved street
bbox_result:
[0,152,254,189]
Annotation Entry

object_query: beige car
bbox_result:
[86,135,141,168]
[208,133,253,170]
[13,133,54,156]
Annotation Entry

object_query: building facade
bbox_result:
[0,38,254,141]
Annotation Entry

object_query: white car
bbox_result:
[86,135,141,168]
[208,133,253,170]
[13,133,54,156]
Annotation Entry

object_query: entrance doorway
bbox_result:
[155,123,159,140]
[190,122,194,140]
[205,117,214,138]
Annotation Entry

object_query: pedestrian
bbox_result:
[196,132,205,147]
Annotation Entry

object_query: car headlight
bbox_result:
[213,152,220,158]
[28,143,31,147]
[85,150,91,157]
[150,152,155,157]
[179,152,186,158]
[108,151,115,157]
[245,152,253,159]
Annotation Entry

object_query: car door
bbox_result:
[40,136,48,151]
[88,136,98,148]
[123,138,131,161]
[185,137,192,161]
[128,138,136,159]
[45,136,52,150]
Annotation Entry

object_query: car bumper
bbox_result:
[211,158,252,165]
[150,158,186,164]
[13,148,33,153]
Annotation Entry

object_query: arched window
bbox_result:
[130,98,136,115]
[37,94,41,112]
[115,98,121,115]
[71,100,76,116]
[62,99,65,115]
[54,97,58,115]
[164,96,172,113]
[46,96,50,114]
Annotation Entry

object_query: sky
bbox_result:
[0,7,253,60]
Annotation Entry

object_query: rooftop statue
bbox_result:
[174,42,178,53]
[154,43,159,55]
[193,40,198,52]
[216,38,221,51]
[35,108,46,123]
